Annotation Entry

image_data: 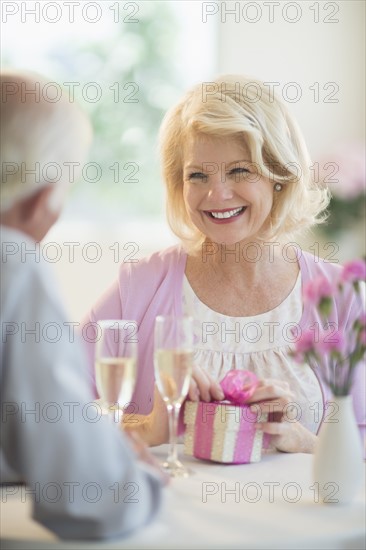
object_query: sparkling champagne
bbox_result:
[154,349,193,405]
[96,357,136,408]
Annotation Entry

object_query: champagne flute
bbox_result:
[154,315,194,477]
[95,320,137,424]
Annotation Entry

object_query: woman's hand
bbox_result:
[122,386,169,447]
[122,365,224,446]
[124,366,224,445]
[255,416,317,454]
[188,365,225,403]
[248,379,317,453]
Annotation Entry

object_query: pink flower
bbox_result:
[295,330,315,354]
[299,257,365,395]
[341,259,366,283]
[303,277,333,306]
[316,329,346,355]
[318,142,366,200]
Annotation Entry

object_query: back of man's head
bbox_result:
[0,71,92,214]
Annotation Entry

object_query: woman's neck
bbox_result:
[195,238,295,284]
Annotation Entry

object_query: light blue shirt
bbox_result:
[0,225,162,540]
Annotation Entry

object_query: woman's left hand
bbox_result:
[255,416,317,454]
[247,379,317,453]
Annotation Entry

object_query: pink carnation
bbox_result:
[295,330,316,354]
[303,276,333,306]
[316,329,346,355]
[318,142,366,200]
[297,250,365,395]
[341,259,366,283]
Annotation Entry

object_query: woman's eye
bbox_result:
[188,172,207,181]
[229,167,250,176]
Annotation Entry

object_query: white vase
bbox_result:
[313,395,364,504]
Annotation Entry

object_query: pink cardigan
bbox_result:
[81,245,365,441]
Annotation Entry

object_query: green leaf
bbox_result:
[319,297,333,317]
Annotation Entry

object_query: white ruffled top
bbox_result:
[182,272,323,434]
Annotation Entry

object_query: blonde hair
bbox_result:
[159,74,330,250]
[0,70,92,212]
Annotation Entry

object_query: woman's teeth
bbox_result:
[209,207,245,219]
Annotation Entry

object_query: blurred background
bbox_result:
[2,0,365,320]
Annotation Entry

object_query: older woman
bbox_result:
[82,74,365,453]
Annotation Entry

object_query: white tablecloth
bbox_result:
[1,446,365,550]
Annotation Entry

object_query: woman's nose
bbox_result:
[207,172,234,201]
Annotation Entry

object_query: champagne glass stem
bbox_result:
[108,404,120,425]
[167,403,180,464]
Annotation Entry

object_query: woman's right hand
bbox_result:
[123,366,225,446]
[188,365,225,402]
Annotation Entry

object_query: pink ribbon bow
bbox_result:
[220,370,258,404]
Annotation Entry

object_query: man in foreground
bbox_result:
[0,70,164,540]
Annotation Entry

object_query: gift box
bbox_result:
[183,370,267,464]
[184,400,267,463]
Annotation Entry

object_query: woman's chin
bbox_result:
[204,235,258,247]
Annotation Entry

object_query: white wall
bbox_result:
[215,0,365,158]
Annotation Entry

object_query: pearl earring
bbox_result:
[274,183,283,192]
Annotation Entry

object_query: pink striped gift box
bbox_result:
[184,400,267,464]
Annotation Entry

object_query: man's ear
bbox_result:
[19,185,54,222]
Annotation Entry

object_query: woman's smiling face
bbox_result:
[182,135,275,245]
